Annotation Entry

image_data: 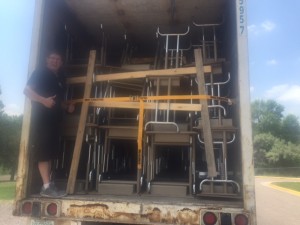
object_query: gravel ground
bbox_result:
[0,175,27,225]
[0,200,28,225]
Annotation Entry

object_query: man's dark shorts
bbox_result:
[31,119,60,162]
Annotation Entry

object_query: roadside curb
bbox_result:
[255,176,300,180]
[260,178,300,197]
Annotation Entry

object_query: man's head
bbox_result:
[46,50,63,73]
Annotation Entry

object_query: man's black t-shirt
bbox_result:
[27,68,65,123]
[27,68,65,161]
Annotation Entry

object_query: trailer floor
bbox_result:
[29,192,243,209]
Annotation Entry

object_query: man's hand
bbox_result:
[66,103,75,113]
[42,95,56,108]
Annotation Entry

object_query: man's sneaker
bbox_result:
[40,183,67,198]
[40,185,59,197]
[49,182,58,192]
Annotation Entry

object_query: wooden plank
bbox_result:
[15,99,32,202]
[137,100,144,192]
[95,67,200,81]
[89,101,201,111]
[66,76,85,84]
[66,50,96,194]
[66,66,212,84]
[194,49,217,177]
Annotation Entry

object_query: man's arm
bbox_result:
[24,85,56,108]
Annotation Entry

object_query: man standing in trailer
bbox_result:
[24,50,74,197]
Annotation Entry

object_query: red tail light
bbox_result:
[203,211,217,225]
[22,202,32,215]
[235,214,248,225]
[46,203,58,216]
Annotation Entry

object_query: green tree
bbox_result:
[253,133,277,167]
[0,88,23,180]
[251,99,284,137]
[0,88,4,116]
[251,99,300,168]
[0,114,23,180]
[253,132,300,167]
[266,140,300,167]
[280,114,300,144]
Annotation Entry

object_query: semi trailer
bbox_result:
[14,0,256,224]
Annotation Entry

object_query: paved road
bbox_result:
[255,176,300,225]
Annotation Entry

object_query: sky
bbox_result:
[248,1,300,117]
[0,1,34,115]
[0,1,300,118]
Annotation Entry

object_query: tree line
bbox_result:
[252,99,300,168]
[0,89,22,180]
[0,86,299,179]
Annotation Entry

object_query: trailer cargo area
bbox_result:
[14,0,255,224]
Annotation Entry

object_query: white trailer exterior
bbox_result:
[14,0,256,224]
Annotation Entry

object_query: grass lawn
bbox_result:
[272,182,300,192]
[0,182,16,200]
